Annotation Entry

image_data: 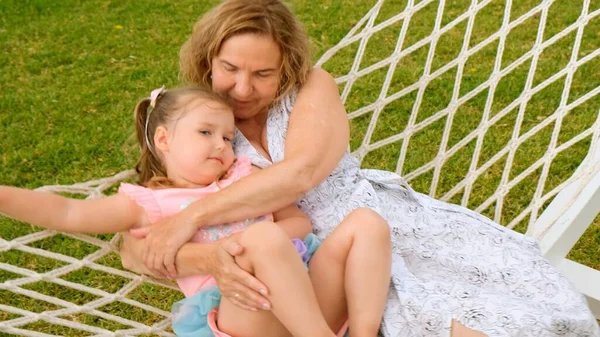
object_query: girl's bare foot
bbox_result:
[451,320,488,337]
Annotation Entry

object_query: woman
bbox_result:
[120,0,600,336]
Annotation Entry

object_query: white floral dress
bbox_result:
[232,89,600,337]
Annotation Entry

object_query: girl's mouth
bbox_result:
[209,157,223,165]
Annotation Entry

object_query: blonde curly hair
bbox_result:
[179,0,312,102]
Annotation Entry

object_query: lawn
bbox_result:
[1,0,599,335]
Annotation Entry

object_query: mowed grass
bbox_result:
[0,0,599,335]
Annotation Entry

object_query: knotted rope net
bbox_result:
[1,0,599,335]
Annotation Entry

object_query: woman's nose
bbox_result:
[234,74,253,98]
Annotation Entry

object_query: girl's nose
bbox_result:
[214,136,226,150]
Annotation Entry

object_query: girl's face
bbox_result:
[211,33,282,120]
[155,99,235,188]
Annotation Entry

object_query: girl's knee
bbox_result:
[346,208,390,239]
[348,207,384,222]
[238,221,290,253]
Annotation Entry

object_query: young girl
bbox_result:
[0,87,392,337]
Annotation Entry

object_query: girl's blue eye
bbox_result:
[200,130,211,136]
[223,136,232,142]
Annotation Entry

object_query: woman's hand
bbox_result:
[130,213,198,279]
[119,231,161,277]
[211,234,271,311]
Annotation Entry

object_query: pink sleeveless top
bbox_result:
[119,156,273,297]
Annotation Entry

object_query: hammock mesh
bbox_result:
[1,0,599,335]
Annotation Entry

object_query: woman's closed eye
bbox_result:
[223,64,237,72]
[255,71,272,78]
[199,130,212,136]
[223,136,232,142]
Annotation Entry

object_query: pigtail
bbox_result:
[132,97,170,188]
[134,98,152,153]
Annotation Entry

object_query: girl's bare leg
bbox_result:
[217,221,335,337]
[310,210,486,337]
[308,208,391,337]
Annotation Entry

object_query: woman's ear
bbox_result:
[154,126,170,153]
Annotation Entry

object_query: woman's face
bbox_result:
[211,33,282,120]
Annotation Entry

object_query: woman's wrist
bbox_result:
[181,201,209,229]
[174,242,219,276]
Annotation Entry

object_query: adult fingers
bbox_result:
[237,286,271,310]
[222,239,244,256]
[164,251,177,279]
[146,249,168,279]
[152,250,169,278]
[143,248,162,278]
[233,267,269,297]
[215,269,268,309]
[138,235,167,279]
[217,242,268,297]
[227,268,270,309]
[226,296,258,312]
[221,283,264,310]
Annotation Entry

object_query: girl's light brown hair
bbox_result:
[133,87,230,188]
[179,0,311,102]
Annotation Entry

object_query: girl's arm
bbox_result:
[127,68,348,277]
[0,186,147,234]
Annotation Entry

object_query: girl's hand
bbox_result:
[130,214,198,279]
[211,234,271,311]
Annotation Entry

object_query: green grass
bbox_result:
[1,0,599,335]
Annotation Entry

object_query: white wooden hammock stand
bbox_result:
[1,0,599,335]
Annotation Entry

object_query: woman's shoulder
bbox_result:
[274,69,337,116]
[295,68,340,106]
[302,68,337,92]
[306,68,336,83]
[294,68,336,97]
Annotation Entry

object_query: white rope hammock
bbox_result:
[2,0,599,335]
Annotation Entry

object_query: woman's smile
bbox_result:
[231,98,253,107]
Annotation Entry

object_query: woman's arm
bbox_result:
[252,165,313,240]
[0,186,146,233]
[134,69,348,277]
[187,68,349,225]
[123,203,310,305]
[122,232,220,276]
[120,232,270,311]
